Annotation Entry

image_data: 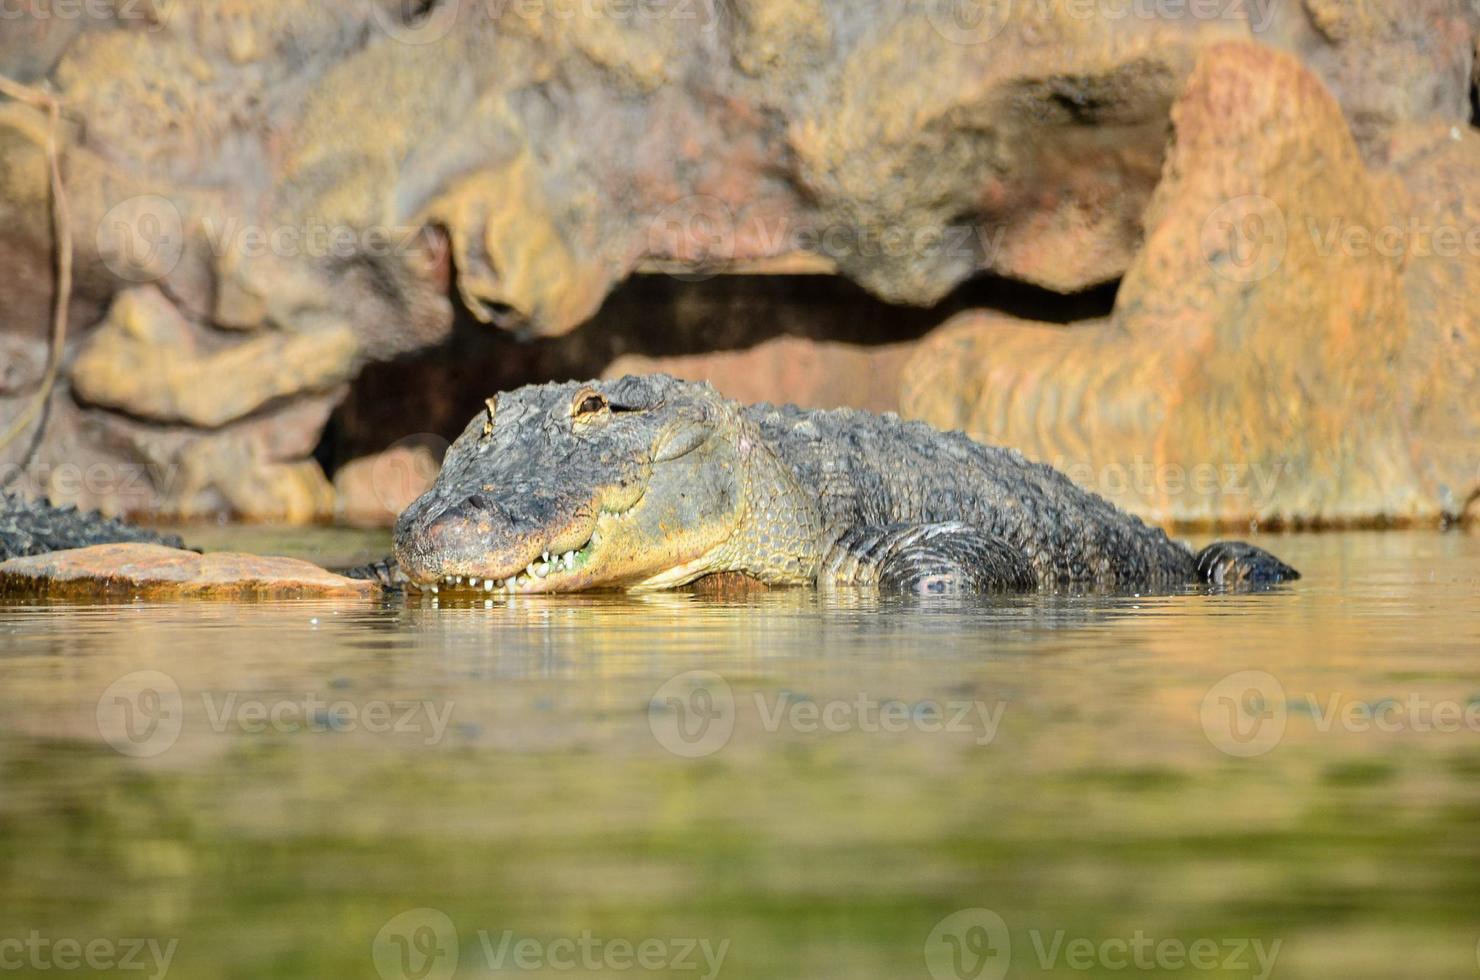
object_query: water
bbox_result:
[0,531,1477,979]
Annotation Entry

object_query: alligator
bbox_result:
[384,375,1298,596]
[0,491,184,562]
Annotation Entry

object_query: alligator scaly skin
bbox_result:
[0,492,184,562]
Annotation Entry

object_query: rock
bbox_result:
[333,442,443,528]
[71,287,359,428]
[0,543,376,599]
[903,43,1475,528]
[606,335,917,414]
[0,3,1475,520]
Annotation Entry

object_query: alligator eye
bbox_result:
[572,390,608,417]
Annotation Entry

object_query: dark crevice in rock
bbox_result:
[319,272,1120,472]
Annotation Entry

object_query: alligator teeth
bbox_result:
[468,577,480,588]
[429,583,439,594]
[484,579,495,592]
[590,530,601,547]
[562,550,575,567]
[542,551,551,562]
[533,562,549,578]
[515,575,528,588]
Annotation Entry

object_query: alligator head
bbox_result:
[394,375,762,593]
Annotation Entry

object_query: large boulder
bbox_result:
[902,43,1478,527]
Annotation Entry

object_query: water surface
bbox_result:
[1,531,1477,978]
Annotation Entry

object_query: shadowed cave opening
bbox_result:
[315,271,1120,474]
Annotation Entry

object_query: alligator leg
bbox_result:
[344,555,407,591]
[1194,541,1300,589]
[819,522,1036,595]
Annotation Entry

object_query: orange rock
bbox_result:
[902,43,1475,528]
[0,543,376,599]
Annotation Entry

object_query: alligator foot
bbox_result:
[1194,541,1299,590]
[821,522,1036,595]
[344,555,406,591]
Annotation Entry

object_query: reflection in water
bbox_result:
[0,532,1477,977]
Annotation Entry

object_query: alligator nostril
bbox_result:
[464,492,498,512]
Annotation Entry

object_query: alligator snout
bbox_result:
[394,491,509,578]
[393,481,600,585]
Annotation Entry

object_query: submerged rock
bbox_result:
[0,544,377,599]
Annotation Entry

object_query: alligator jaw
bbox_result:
[406,527,601,596]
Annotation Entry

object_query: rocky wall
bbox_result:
[0,0,1474,523]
